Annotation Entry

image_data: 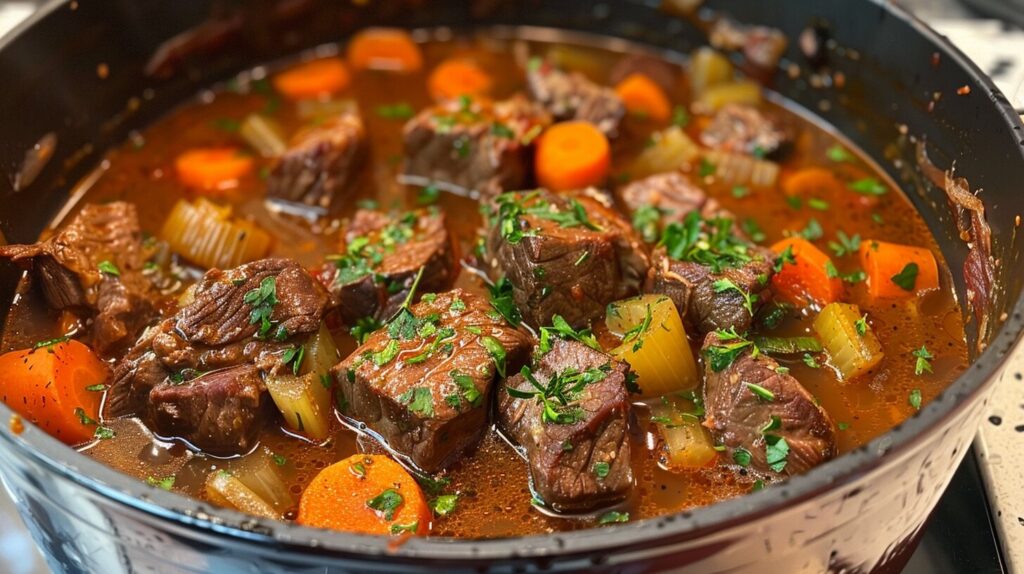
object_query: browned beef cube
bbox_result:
[317,209,456,326]
[699,104,791,158]
[148,364,269,456]
[619,172,725,242]
[333,290,531,473]
[0,202,157,353]
[402,95,550,198]
[498,337,635,512]
[267,112,366,214]
[107,258,331,456]
[484,188,648,329]
[709,18,788,70]
[527,60,625,137]
[701,331,837,476]
[646,244,774,336]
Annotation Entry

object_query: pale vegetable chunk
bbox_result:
[689,47,734,95]
[265,322,339,441]
[205,470,279,520]
[695,80,762,111]
[630,126,701,179]
[813,302,884,381]
[227,448,294,514]
[239,114,287,157]
[606,295,699,398]
[650,395,718,469]
[160,198,272,269]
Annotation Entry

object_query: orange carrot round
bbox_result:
[782,167,842,198]
[535,121,611,191]
[175,148,254,193]
[859,239,939,299]
[298,454,431,536]
[615,73,672,122]
[428,58,493,102]
[272,58,351,100]
[347,28,423,73]
[0,340,109,445]
[770,237,844,307]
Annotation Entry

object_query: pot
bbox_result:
[0,1,1022,572]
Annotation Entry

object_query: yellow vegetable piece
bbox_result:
[689,47,734,95]
[695,80,762,111]
[630,126,701,179]
[161,198,272,269]
[607,295,699,398]
[265,323,339,441]
[650,395,718,469]
[813,302,884,381]
[205,470,279,520]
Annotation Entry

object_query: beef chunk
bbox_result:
[402,95,550,198]
[334,290,531,473]
[620,172,725,242]
[498,338,635,512]
[701,331,837,476]
[527,60,625,137]
[0,202,157,353]
[317,209,456,326]
[148,365,269,456]
[267,112,366,214]
[107,258,331,455]
[484,189,648,329]
[709,18,788,70]
[699,104,791,158]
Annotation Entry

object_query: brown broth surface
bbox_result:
[2,32,969,538]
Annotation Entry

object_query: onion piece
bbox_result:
[239,114,287,157]
[205,470,279,519]
[160,198,272,269]
[607,295,699,398]
[650,396,718,469]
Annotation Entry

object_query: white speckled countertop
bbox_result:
[0,2,1022,573]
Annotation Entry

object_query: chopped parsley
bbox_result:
[854,315,868,336]
[490,192,601,245]
[764,435,790,473]
[849,177,888,196]
[909,389,923,410]
[146,475,175,490]
[490,122,515,139]
[350,461,367,478]
[488,277,522,327]
[912,345,933,375]
[598,511,630,525]
[97,260,121,277]
[704,328,757,372]
[94,426,115,440]
[33,335,70,349]
[802,353,821,369]
[631,205,664,243]
[891,262,919,291]
[375,102,415,120]
[671,105,690,128]
[85,383,108,392]
[698,157,717,178]
[760,415,782,434]
[390,521,419,535]
[593,461,610,479]
[506,363,610,425]
[807,198,830,211]
[74,407,96,426]
[480,336,507,377]
[350,316,383,344]
[417,185,440,206]
[538,315,601,354]
[282,344,305,375]
[732,185,750,199]
[447,370,482,409]
[272,454,287,466]
[366,488,404,520]
[732,447,752,467]
[399,387,434,418]
[741,218,766,243]
[799,218,824,241]
[745,382,775,402]
[621,304,654,352]
[828,231,862,257]
[773,245,796,272]
[826,145,854,163]
[244,276,280,340]
[432,494,459,516]
[661,211,753,273]
[712,278,757,317]
[371,339,400,366]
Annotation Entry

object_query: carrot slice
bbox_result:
[347,28,423,72]
[782,167,843,198]
[614,73,672,122]
[175,148,254,193]
[770,237,844,307]
[859,239,939,299]
[535,121,611,191]
[298,454,431,536]
[0,340,109,445]
[272,58,351,101]
[428,58,493,102]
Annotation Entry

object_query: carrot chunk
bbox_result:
[535,121,611,191]
[428,58,493,101]
[859,239,939,299]
[615,73,672,122]
[782,167,843,198]
[347,28,423,72]
[298,454,431,536]
[0,340,109,445]
[175,148,254,193]
[272,58,351,100]
[770,237,844,307]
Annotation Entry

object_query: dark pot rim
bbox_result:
[1,0,1023,563]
